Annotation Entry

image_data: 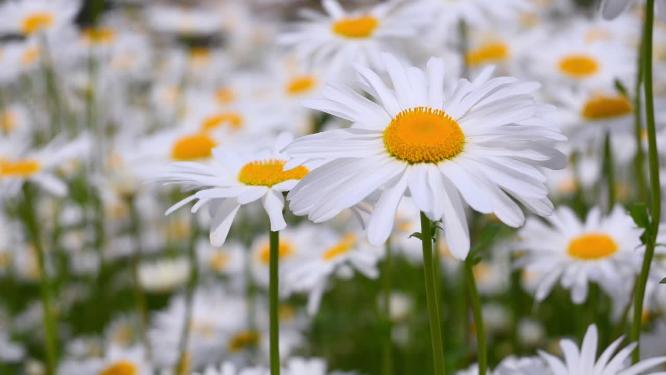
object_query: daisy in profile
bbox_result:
[282,228,382,314]
[515,206,644,304]
[539,324,666,374]
[0,135,89,198]
[286,53,565,259]
[278,0,428,75]
[161,133,309,247]
[0,0,80,37]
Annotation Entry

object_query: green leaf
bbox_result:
[660,277,666,284]
[628,202,651,229]
[614,79,629,97]
[408,232,423,240]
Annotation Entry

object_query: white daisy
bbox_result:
[539,324,666,375]
[0,135,89,197]
[515,206,644,304]
[285,53,566,259]
[138,257,190,294]
[161,133,310,247]
[527,31,634,90]
[278,0,428,75]
[0,0,80,37]
[282,228,382,314]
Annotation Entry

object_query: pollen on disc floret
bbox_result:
[383,107,465,164]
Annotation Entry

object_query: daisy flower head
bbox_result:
[282,228,383,314]
[516,206,644,304]
[527,31,634,91]
[161,133,311,247]
[419,0,532,45]
[554,87,635,151]
[278,0,429,76]
[0,135,89,198]
[0,0,80,38]
[539,324,666,375]
[286,53,566,259]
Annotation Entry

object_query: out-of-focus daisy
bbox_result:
[554,88,635,148]
[515,206,644,304]
[600,0,666,22]
[527,32,634,90]
[286,53,565,258]
[138,257,190,294]
[419,0,532,45]
[161,133,310,247]
[539,324,666,374]
[250,227,310,288]
[197,240,245,278]
[457,355,548,375]
[283,228,382,314]
[0,135,89,197]
[279,0,428,75]
[145,4,222,37]
[150,288,248,370]
[0,0,80,37]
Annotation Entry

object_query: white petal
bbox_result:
[263,190,287,231]
[209,199,241,247]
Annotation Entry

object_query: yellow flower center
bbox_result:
[228,330,259,352]
[558,54,599,78]
[21,12,54,35]
[0,159,41,177]
[567,233,618,260]
[82,27,116,44]
[0,252,12,268]
[209,252,230,272]
[581,95,632,120]
[322,234,357,261]
[466,42,510,66]
[111,326,133,346]
[383,107,465,164]
[200,112,243,132]
[215,87,236,105]
[259,240,295,265]
[21,47,40,66]
[238,159,308,187]
[286,75,317,96]
[1,111,16,133]
[99,361,138,375]
[170,133,217,161]
[331,16,379,39]
[189,47,211,64]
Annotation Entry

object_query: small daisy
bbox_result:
[286,53,565,258]
[279,0,428,75]
[0,135,89,198]
[282,228,382,314]
[527,32,634,90]
[0,0,80,37]
[539,324,666,375]
[138,257,190,294]
[161,133,310,247]
[515,206,644,304]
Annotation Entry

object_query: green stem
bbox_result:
[420,212,446,375]
[21,184,57,375]
[633,28,648,203]
[175,218,199,374]
[382,239,393,375]
[126,195,151,360]
[269,230,281,375]
[603,133,616,211]
[631,0,661,363]
[464,261,487,375]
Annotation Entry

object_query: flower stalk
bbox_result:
[269,229,281,375]
[464,260,487,375]
[420,212,446,375]
[631,0,661,363]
